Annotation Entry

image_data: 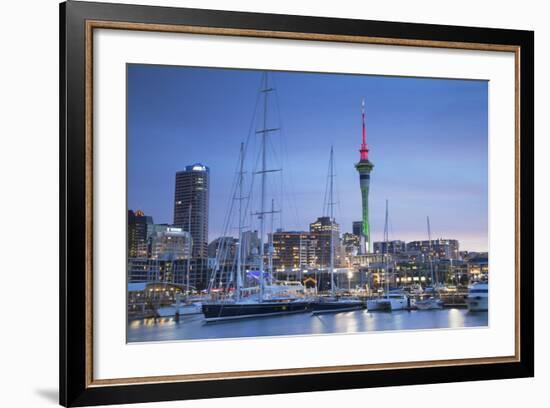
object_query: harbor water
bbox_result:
[127,308,488,342]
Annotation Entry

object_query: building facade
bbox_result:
[272,232,320,270]
[310,216,340,234]
[272,229,340,271]
[208,236,238,264]
[149,227,191,261]
[373,240,406,255]
[128,210,153,258]
[406,239,460,260]
[173,164,210,259]
[173,164,210,289]
[127,258,191,286]
[352,221,363,238]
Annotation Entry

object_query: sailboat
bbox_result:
[366,200,409,311]
[415,216,444,310]
[202,73,311,322]
[310,147,364,314]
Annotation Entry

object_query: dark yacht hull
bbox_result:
[202,301,311,322]
[310,300,365,314]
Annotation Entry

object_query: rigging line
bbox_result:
[241,74,263,164]
[272,74,286,230]
[237,74,265,239]
[322,152,331,217]
[209,171,240,291]
[272,74,301,231]
[217,74,265,291]
[209,175,235,287]
[332,149,343,224]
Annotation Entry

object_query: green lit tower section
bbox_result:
[355,99,374,254]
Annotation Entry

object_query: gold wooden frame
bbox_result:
[84,20,521,388]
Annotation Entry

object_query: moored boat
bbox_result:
[465,281,488,312]
[414,297,443,310]
[311,296,364,314]
[202,298,311,322]
[367,292,409,311]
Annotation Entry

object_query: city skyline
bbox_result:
[128,65,488,251]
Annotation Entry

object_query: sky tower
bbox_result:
[355,99,374,254]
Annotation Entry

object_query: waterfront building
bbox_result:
[127,258,190,286]
[406,239,460,260]
[373,240,406,255]
[465,253,489,279]
[272,231,338,270]
[272,231,318,270]
[350,252,386,268]
[354,99,374,254]
[149,227,191,261]
[127,209,153,258]
[127,258,151,282]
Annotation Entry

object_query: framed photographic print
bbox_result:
[59,0,534,406]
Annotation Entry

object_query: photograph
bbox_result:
[126,65,489,342]
[54,1,535,405]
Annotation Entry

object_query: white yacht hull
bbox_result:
[466,282,489,312]
[157,303,203,317]
[415,298,444,310]
[465,296,488,312]
[367,297,408,311]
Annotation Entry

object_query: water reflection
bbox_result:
[128,309,488,343]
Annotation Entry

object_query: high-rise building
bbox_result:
[354,99,374,254]
[310,216,340,234]
[309,216,341,267]
[173,164,210,289]
[127,210,153,258]
[173,164,210,259]
[271,229,342,271]
[272,231,320,270]
[352,221,363,237]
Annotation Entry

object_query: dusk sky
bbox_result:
[128,64,488,251]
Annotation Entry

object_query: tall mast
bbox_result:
[268,198,275,284]
[427,216,435,285]
[384,199,389,297]
[260,73,267,301]
[255,72,279,301]
[186,203,192,298]
[235,142,245,301]
[329,146,336,296]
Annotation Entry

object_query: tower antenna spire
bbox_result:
[360,98,369,161]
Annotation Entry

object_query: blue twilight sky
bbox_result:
[127,65,488,251]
